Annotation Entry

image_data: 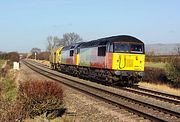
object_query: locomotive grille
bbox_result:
[126,59,133,67]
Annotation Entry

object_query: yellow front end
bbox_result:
[112,53,145,71]
[55,47,63,64]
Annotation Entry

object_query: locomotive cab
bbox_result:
[106,40,145,84]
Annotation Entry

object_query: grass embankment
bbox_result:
[138,82,180,96]
[0,69,18,121]
[0,60,6,68]
[1,71,17,102]
[145,62,167,69]
[0,60,17,102]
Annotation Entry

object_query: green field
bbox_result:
[145,62,167,69]
[0,60,6,68]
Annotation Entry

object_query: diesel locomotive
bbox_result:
[50,35,145,85]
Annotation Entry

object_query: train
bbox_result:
[50,35,145,86]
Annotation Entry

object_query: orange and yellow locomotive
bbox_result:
[50,35,145,85]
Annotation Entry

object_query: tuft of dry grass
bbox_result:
[139,82,180,96]
[145,62,167,69]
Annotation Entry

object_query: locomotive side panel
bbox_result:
[90,47,105,68]
[79,47,106,68]
[61,50,74,65]
[105,52,113,69]
[79,48,91,67]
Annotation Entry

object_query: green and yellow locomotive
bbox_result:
[50,35,145,86]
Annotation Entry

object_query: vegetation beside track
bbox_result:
[138,82,180,96]
[0,61,66,121]
[0,79,66,121]
[0,64,18,120]
[0,60,6,68]
[145,62,167,69]
[144,55,180,89]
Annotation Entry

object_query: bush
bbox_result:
[28,52,50,61]
[37,52,50,61]
[7,52,19,62]
[144,67,169,84]
[166,57,180,88]
[18,80,65,119]
[0,80,65,121]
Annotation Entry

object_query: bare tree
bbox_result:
[62,32,82,46]
[31,48,41,54]
[30,48,41,59]
[46,36,61,52]
[46,33,83,51]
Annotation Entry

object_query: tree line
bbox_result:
[29,32,83,60]
[46,32,83,52]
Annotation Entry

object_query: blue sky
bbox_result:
[0,0,180,52]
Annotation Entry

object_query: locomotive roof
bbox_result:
[61,42,84,51]
[80,35,143,48]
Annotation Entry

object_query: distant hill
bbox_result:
[145,43,180,55]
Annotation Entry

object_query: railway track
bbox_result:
[119,87,180,105]
[31,60,180,105]
[31,59,180,105]
[23,60,180,122]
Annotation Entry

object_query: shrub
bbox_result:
[37,52,50,61]
[4,52,20,67]
[28,52,50,61]
[17,80,65,119]
[7,52,19,62]
[144,67,169,84]
[166,57,180,88]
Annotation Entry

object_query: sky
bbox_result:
[0,0,180,52]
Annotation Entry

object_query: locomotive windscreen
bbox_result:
[130,44,144,53]
[113,43,129,52]
[112,42,144,54]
